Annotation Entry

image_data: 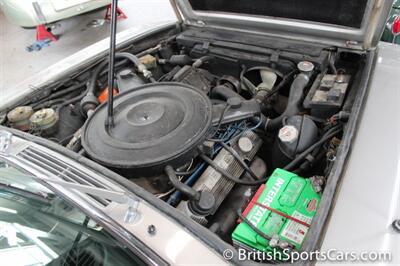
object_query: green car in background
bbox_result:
[382,0,400,44]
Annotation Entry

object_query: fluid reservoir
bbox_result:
[29,108,59,136]
[273,115,318,168]
[7,106,34,131]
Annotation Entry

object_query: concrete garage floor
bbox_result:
[0,0,175,89]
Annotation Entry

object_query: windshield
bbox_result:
[0,161,145,266]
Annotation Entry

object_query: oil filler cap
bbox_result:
[238,136,253,153]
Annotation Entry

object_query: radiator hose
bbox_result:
[265,63,314,131]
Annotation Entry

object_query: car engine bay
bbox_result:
[1,26,367,261]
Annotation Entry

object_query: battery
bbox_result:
[232,168,320,252]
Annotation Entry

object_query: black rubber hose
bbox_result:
[293,145,321,175]
[265,72,312,131]
[32,82,86,108]
[210,84,244,101]
[48,82,86,99]
[192,55,213,68]
[87,60,110,96]
[33,98,67,110]
[56,88,89,114]
[165,165,200,201]
[87,52,146,96]
[199,154,267,186]
[284,126,343,171]
[174,168,197,176]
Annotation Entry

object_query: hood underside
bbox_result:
[173,0,393,50]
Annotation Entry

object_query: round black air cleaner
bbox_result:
[82,82,212,175]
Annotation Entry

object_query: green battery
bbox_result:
[232,168,320,252]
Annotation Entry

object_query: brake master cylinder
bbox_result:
[29,108,59,136]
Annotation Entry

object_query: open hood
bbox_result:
[171,0,393,50]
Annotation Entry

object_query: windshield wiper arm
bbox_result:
[38,177,140,224]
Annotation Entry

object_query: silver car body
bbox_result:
[0,134,227,265]
[1,0,400,264]
[319,42,400,264]
[0,0,110,27]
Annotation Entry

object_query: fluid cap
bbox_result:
[7,106,33,131]
[297,61,315,73]
[30,108,59,135]
[119,69,135,79]
[278,125,299,143]
[238,136,253,153]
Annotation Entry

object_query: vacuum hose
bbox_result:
[81,52,154,114]
[165,165,200,201]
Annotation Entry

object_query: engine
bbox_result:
[3,30,361,255]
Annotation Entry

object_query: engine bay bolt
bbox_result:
[269,235,279,248]
[310,176,325,193]
[238,137,253,153]
[278,241,290,249]
[392,220,400,233]
[278,125,299,143]
[147,224,157,236]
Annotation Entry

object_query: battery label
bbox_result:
[280,211,312,245]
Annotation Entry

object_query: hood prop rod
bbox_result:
[105,0,118,130]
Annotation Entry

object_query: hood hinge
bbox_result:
[187,20,206,27]
[345,40,362,50]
